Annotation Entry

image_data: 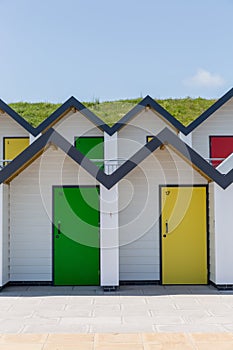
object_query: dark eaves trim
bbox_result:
[34,96,112,135]
[0,99,36,135]
[1,89,233,137]
[0,128,109,186]
[105,128,226,189]
[109,95,187,136]
[1,95,188,137]
[185,87,233,134]
[0,127,232,190]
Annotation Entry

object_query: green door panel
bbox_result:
[75,137,104,169]
[53,187,100,286]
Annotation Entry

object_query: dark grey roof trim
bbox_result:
[0,128,109,186]
[1,127,232,190]
[35,96,112,135]
[185,88,233,134]
[105,128,227,189]
[1,89,233,137]
[109,95,187,135]
[0,99,36,135]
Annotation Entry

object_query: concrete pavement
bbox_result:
[0,285,233,348]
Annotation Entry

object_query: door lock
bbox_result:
[165,220,168,234]
[58,221,61,235]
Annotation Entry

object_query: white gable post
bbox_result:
[214,182,233,285]
[0,184,3,287]
[0,184,9,289]
[100,132,119,287]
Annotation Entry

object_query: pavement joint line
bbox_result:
[186,332,198,350]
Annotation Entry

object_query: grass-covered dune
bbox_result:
[9,97,217,128]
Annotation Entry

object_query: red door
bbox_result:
[210,136,233,167]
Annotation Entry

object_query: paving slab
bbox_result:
[0,332,233,349]
[0,285,233,347]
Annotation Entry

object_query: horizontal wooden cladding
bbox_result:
[10,257,51,266]
[10,274,51,281]
[120,256,159,265]
[120,272,158,281]
[120,265,157,273]
[120,248,159,257]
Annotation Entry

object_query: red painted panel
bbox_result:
[210,136,233,167]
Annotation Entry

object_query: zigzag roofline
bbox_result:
[0,127,231,190]
[1,88,233,136]
[0,99,36,135]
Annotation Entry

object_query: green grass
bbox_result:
[9,98,217,128]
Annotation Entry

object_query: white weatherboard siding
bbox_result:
[53,110,103,144]
[10,147,98,282]
[214,183,233,285]
[0,184,9,286]
[0,113,29,160]
[119,147,208,281]
[0,184,3,286]
[118,109,177,160]
[192,98,233,160]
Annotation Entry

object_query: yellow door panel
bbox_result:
[4,138,29,162]
[161,186,207,284]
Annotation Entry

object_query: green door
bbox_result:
[53,186,100,285]
[75,137,104,169]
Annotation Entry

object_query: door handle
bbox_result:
[165,220,168,234]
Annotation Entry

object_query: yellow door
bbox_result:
[161,186,207,284]
[4,138,29,163]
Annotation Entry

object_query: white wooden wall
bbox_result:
[53,110,103,144]
[192,98,233,159]
[100,132,119,286]
[118,109,177,160]
[10,147,98,281]
[118,147,208,281]
[0,113,29,160]
[0,184,9,286]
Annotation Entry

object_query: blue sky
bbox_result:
[0,0,233,102]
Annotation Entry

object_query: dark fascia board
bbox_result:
[106,127,227,189]
[0,99,36,135]
[185,87,233,135]
[34,96,112,135]
[0,128,109,186]
[1,127,232,190]
[108,95,187,135]
[2,90,233,138]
